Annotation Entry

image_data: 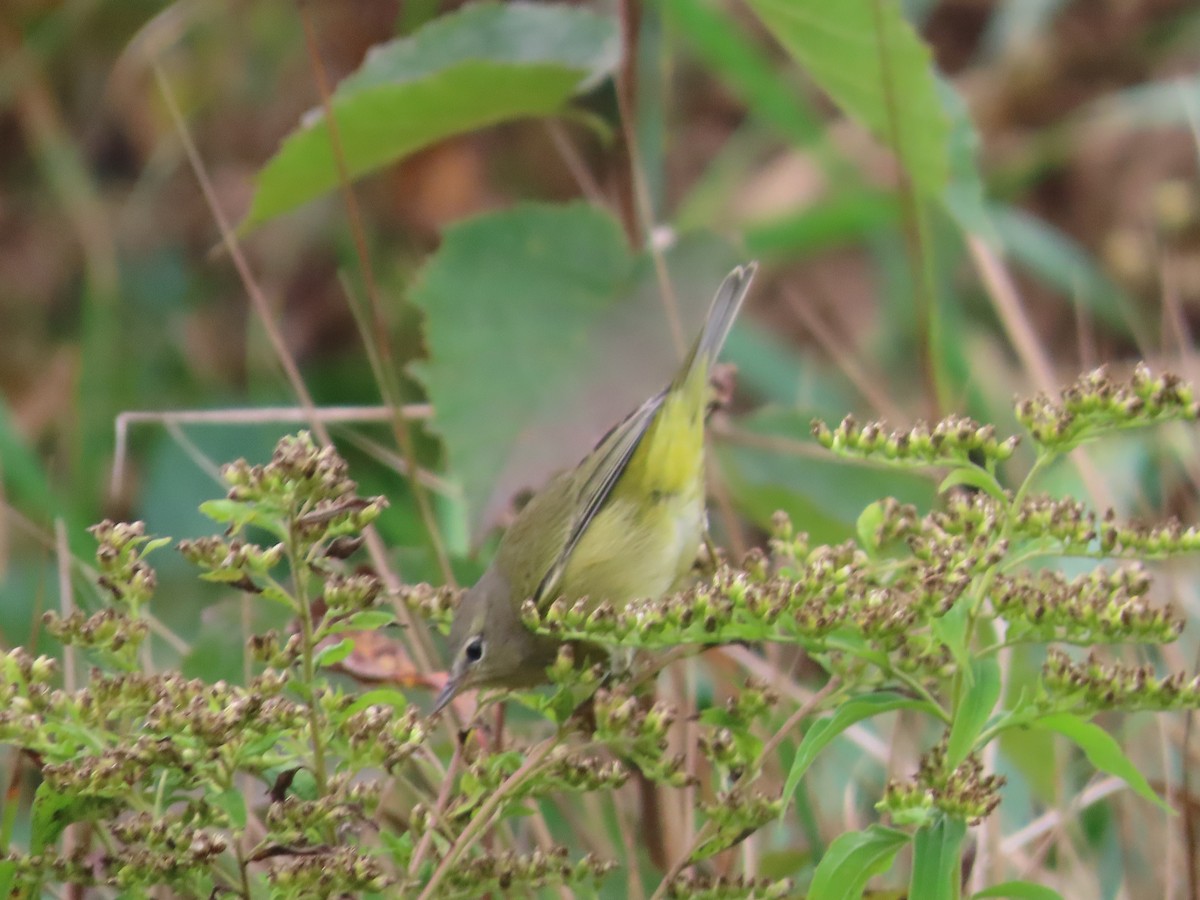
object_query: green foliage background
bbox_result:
[2,0,1200,897]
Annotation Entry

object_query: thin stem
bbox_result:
[407,739,464,880]
[287,520,329,796]
[416,737,559,900]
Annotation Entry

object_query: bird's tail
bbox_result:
[672,262,758,389]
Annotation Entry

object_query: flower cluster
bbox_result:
[882,743,1005,825]
[664,871,792,899]
[1016,363,1199,451]
[992,564,1182,645]
[1041,649,1200,711]
[442,847,615,896]
[812,413,1018,469]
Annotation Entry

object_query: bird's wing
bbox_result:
[533,390,665,605]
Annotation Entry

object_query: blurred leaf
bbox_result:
[0,399,64,526]
[946,657,1001,769]
[910,816,968,900]
[666,0,819,145]
[974,880,1064,900]
[808,823,911,900]
[783,691,934,810]
[723,325,857,414]
[744,191,901,259]
[411,202,743,537]
[718,407,936,544]
[744,0,950,197]
[1033,712,1170,812]
[939,77,994,241]
[242,2,619,229]
[990,206,1134,331]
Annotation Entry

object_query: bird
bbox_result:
[433,263,758,713]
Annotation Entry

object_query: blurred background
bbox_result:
[2,0,1200,895]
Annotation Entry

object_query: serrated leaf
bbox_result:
[910,816,968,900]
[242,2,618,229]
[973,880,1064,900]
[743,0,950,197]
[1033,712,1170,812]
[783,691,933,812]
[946,656,1001,769]
[808,824,911,900]
[411,204,743,535]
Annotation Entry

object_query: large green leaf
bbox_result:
[808,823,911,900]
[910,816,968,900]
[946,656,1001,769]
[782,691,935,811]
[1033,712,1170,812]
[743,0,951,198]
[241,2,618,229]
[410,202,743,537]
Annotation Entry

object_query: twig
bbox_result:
[416,737,558,900]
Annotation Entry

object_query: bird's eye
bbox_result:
[464,636,484,664]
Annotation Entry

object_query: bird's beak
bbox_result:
[431,675,459,716]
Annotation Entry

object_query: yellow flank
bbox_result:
[559,356,711,607]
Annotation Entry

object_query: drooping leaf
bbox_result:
[808,824,911,900]
[241,2,619,229]
[782,691,935,811]
[1033,712,1171,812]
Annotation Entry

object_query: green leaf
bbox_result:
[808,824,911,900]
[314,638,355,667]
[199,498,252,526]
[910,816,968,900]
[932,599,971,676]
[946,656,1001,769]
[242,3,618,229]
[345,687,410,718]
[973,880,1065,900]
[743,0,950,198]
[856,501,885,555]
[990,205,1134,332]
[938,465,1005,501]
[1033,712,1171,812]
[783,691,933,811]
[666,0,818,145]
[938,75,993,241]
[212,788,248,830]
[744,191,901,259]
[325,609,398,633]
[412,204,743,534]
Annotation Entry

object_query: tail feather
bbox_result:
[673,262,759,388]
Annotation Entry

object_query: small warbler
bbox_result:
[434,263,758,713]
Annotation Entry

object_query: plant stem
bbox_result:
[416,736,558,900]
